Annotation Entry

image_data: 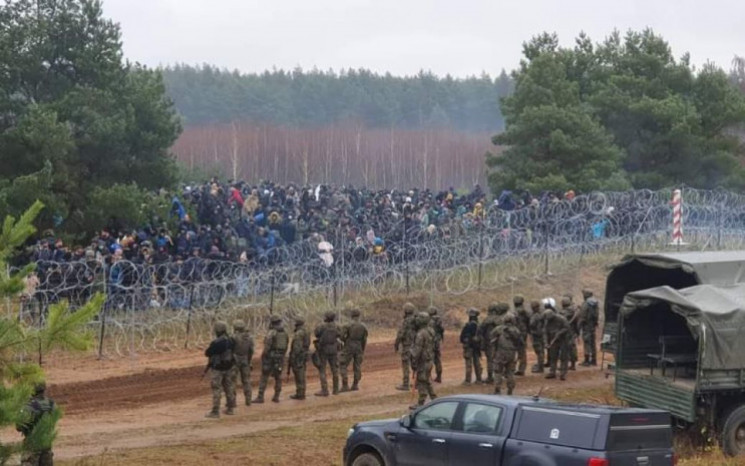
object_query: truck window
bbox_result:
[413,401,459,431]
[514,407,602,449]
[461,403,503,434]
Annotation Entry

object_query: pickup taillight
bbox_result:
[588,458,609,466]
[672,453,678,465]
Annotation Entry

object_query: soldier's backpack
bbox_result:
[319,324,338,354]
[213,336,235,371]
[348,322,366,342]
[273,329,289,354]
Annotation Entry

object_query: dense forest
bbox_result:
[161,65,514,132]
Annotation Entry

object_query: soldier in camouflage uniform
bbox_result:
[254,315,289,403]
[340,308,368,392]
[314,311,341,396]
[16,382,55,466]
[231,319,254,406]
[394,303,417,390]
[529,300,545,373]
[543,298,570,380]
[513,296,531,376]
[490,314,524,395]
[289,316,310,400]
[478,304,499,383]
[579,290,599,366]
[410,312,437,408]
[205,321,236,417]
[460,308,483,385]
[560,295,579,371]
[428,307,445,383]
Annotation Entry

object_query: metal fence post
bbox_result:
[184,284,195,349]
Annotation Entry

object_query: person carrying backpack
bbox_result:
[204,321,236,418]
[254,315,289,403]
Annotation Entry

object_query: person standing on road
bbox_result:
[478,304,499,383]
[513,295,531,376]
[543,298,570,381]
[410,312,437,408]
[428,307,445,383]
[491,314,524,395]
[560,295,579,371]
[579,290,599,366]
[205,321,236,417]
[314,311,341,396]
[16,382,55,466]
[528,300,545,373]
[254,315,288,403]
[394,303,417,390]
[231,319,254,406]
[460,308,483,385]
[340,308,368,392]
[289,316,311,400]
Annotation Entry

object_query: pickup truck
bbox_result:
[343,394,675,466]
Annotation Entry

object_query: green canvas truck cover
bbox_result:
[620,283,745,371]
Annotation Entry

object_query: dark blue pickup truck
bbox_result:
[343,394,676,466]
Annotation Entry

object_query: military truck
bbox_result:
[615,282,745,456]
[602,251,745,356]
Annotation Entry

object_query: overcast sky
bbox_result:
[103,0,743,77]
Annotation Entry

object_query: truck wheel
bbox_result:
[352,452,384,466]
[721,404,745,456]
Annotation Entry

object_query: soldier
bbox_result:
[478,304,499,383]
[16,382,55,466]
[289,316,311,400]
[394,303,417,390]
[254,315,289,403]
[314,311,341,396]
[428,307,445,383]
[490,313,524,395]
[543,298,570,380]
[459,308,483,385]
[579,290,599,366]
[340,308,368,392]
[231,319,254,406]
[204,321,236,417]
[410,312,437,408]
[528,300,545,373]
[513,295,531,376]
[560,295,579,371]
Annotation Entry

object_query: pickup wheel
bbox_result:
[352,452,384,466]
[721,404,745,456]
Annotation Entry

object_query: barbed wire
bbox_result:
[9,187,745,358]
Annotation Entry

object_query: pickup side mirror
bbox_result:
[400,414,412,429]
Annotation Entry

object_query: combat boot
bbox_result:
[315,390,329,397]
[435,372,442,383]
[245,398,251,406]
[351,381,359,391]
[514,371,525,376]
[271,393,280,403]
[569,361,576,371]
[205,409,219,419]
[396,384,410,391]
[461,380,471,386]
[290,394,305,400]
[580,356,591,367]
[531,364,544,373]
[545,373,556,379]
[485,376,495,384]
[559,374,566,381]
[340,381,350,393]
[494,388,501,395]
[590,357,597,366]
[224,407,235,415]
[252,395,265,404]
[507,387,514,395]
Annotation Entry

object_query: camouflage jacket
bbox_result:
[514,305,531,336]
[395,316,416,351]
[290,326,311,363]
[342,320,368,353]
[529,311,544,339]
[232,330,254,362]
[579,301,599,333]
[410,326,435,369]
[543,310,570,343]
[263,327,289,359]
[490,323,525,352]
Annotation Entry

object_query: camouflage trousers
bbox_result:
[547,337,569,378]
[517,333,528,373]
[582,329,596,362]
[433,343,443,379]
[210,368,236,411]
[291,359,307,398]
[258,355,284,399]
[20,449,53,466]
[318,352,339,394]
[531,336,545,368]
[567,333,578,363]
[414,361,437,405]
[400,348,412,386]
[462,346,482,383]
[484,346,495,381]
[340,349,364,387]
[494,349,517,393]
[231,358,252,405]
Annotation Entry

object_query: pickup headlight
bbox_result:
[347,427,355,439]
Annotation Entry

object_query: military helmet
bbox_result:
[403,302,416,315]
[294,316,305,325]
[561,296,571,306]
[497,303,510,314]
[467,308,480,318]
[324,310,337,322]
[233,319,246,330]
[270,315,282,324]
[214,321,228,334]
[415,312,430,327]
[513,295,524,305]
[582,289,594,299]
[503,313,516,325]
[350,308,361,318]
[530,300,541,311]
[33,381,46,395]
[428,306,439,317]
[487,303,499,314]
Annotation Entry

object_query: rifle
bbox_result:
[285,358,293,383]
[200,360,211,380]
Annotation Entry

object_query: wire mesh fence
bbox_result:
[8,187,745,361]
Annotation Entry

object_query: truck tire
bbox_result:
[721,404,745,456]
[352,452,383,466]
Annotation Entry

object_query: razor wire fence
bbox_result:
[8,187,745,360]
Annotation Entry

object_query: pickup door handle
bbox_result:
[432,439,446,444]
[478,443,493,448]
[385,433,397,443]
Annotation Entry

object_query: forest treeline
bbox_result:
[161,65,514,131]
